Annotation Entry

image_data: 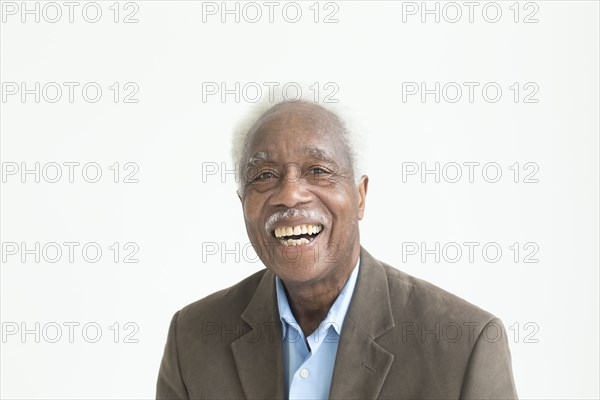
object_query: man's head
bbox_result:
[233,100,368,287]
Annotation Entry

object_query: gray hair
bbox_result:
[231,95,365,193]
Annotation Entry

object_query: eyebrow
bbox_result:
[245,147,338,170]
[303,147,337,164]
[246,151,269,167]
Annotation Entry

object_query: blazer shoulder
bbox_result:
[177,268,268,324]
[380,260,495,324]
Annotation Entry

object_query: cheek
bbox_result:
[325,199,360,235]
[325,189,357,216]
[242,194,265,232]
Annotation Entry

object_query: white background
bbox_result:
[1,1,598,398]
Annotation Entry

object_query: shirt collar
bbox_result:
[275,257,361,339]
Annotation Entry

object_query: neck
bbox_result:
[281,247,360,337]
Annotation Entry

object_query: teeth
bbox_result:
[273,224,324,239]
[282,238,310,246]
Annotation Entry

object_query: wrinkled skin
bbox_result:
[238,101,368,335]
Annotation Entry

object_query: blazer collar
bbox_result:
[231,266,284,400]
[231,246,395,399]
[328,246,396,399]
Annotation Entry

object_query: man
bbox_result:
[157,100,518,399]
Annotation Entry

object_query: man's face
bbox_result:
[239,103,368,286]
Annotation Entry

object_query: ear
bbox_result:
[356,175,369,220]
[237,191,242,203]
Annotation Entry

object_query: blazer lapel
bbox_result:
[329,247,396,400]
[231,269,285,400]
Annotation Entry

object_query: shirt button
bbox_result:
[300,369,310,379]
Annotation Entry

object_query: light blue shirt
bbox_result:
[275,259,360,400]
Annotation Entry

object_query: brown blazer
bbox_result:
[157,247,518,399]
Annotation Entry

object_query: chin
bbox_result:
[271,260,331,285]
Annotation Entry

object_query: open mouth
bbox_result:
[272,224,323,246]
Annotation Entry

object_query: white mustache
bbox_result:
[264,209,329,234]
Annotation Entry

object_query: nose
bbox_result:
[269,163,312,208]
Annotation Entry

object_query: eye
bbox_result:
[255,171,276,181]
[310,166,329,175]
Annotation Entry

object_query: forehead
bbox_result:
[246,103,346,161]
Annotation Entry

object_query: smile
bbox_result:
[272,224,323,246]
